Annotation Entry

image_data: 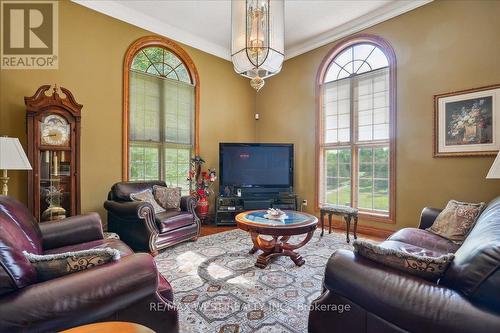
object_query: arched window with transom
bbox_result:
[123,36,199,193]
[316,35,396,222]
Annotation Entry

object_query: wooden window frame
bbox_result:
[315,34,397,224]
[123,35,200,181]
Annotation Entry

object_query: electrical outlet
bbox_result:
[302,199,308,206]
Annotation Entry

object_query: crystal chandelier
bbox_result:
[231,0,284,91]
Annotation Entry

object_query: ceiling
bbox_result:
[74,0,432,60]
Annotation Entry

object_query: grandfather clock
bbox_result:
[25,85,82,222]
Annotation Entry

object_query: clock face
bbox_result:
[41,114,70,146]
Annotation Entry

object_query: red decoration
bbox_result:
[187,156,216,223]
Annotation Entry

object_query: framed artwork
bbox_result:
[434,84,500,157]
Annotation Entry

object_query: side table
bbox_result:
[320,204,358,243]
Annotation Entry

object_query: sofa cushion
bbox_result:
[130,189,165,214]
[44,238,134,258]
[388,228,460,254]
[111,181,166,201]
[24,248,120,282]
[0,239,37,295]
[0,197,42,254]
[427,200,485,244]
[153,186,181,211]
[441,197,500,310]
[353,240,454,281]
[155,211,195,233]
[0,196,42,294]
[379,240,450,258]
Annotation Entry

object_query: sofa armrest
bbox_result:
[104,200,150,218]
[40,213,104,250]
[0,254,160,332]
[319,249,500,333]
[104,200,159,238]
[180,195,197,213]
[418,207,442,229]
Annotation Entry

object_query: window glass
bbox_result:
[320,42,392,218]
[128,46,195,193]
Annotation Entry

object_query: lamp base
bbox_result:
[1,169,9,196]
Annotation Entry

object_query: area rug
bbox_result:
[155,229,356,333]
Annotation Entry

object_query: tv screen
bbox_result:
[220,143,293,188]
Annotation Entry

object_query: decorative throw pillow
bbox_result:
[427,200,485,244]
[153,185,182,211]
[353,240,454,281]
[23,248,121,282]
[130,189,165,214]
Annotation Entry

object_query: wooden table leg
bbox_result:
[344,215,351,243]
[328,213,332,234]
[353,215,358,240]
[251,230,315,268]
[320,210,325,236]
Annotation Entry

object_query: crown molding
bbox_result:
[285,0,433,60]
[73,0,432,62]
[72,0,231,60]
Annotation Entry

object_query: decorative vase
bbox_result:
[196,197,209,222]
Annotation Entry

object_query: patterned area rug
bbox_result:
[155,229,355,333]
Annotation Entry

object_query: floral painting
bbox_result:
[445,97,493,146]
[434,84,500,157]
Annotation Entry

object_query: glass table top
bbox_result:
[240,210,314,226]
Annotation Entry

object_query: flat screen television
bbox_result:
[219,143,293,191]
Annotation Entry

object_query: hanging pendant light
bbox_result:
[231,0,284,91]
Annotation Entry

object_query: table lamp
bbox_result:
[0,136,32,196]
[486,151,500,179]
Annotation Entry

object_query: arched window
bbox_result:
[123,36,199,193]
[316,35,396,222]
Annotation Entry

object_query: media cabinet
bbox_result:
[215,193,297,226]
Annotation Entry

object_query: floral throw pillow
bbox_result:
[23,248,120,281]
[353,240,454,281]
[153,185,182,211]
[427,200,485,244]
[130,189,165,214]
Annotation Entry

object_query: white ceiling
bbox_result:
[74,0,432,60]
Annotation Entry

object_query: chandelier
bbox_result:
[231,0,284,91]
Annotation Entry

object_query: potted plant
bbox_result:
[187,156,216,222]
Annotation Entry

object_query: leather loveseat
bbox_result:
[0,195,178,332]
[309,197,500,333]
[104,181,200,255]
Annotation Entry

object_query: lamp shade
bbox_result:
[486,151,500,179]
[0,137,32,170]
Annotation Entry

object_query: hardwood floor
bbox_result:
[200,224,384,242]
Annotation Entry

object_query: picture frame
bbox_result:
[434,84,500,157]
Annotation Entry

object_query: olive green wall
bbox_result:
[256,0,500,231]
[0,0,257,225]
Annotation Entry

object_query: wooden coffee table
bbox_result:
[236,210,318,268]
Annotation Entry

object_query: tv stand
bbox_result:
[215,193,297,226]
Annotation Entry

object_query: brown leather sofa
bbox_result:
[104,181,200,255]
[309,198,500,333]
[0,195,178,332]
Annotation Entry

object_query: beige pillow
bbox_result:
[153,185,182,211]
[130,189,165,214]
[353,240,454,281]
[427,200,485,244]
[23,248,120,281]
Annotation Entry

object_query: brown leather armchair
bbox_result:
[104,181,200,255]
[309,198,500,333]
[0,195,178,333]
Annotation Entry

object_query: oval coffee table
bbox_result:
[236,210,318,269]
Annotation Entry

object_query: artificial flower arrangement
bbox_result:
[187,156,217,200]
